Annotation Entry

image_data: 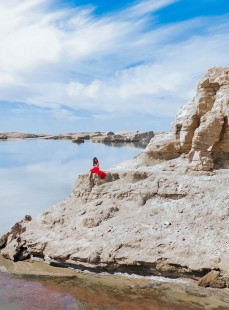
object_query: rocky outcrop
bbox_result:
[1,165,228,285]
[0,215,32,261]
[143,67,229,170]
[0,133,7,140]
[198,271,229,289]
[90,131,154,144]
[0,68,228,288]
[0,132,43,139]
[1,131,154,145]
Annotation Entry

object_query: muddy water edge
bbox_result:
[0,255,229,310]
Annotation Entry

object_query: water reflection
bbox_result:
[0,139,142,235]
[0,271,228,310]
[0,272,76,310]
[103,141,147,149]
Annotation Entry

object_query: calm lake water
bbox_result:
[0,139,228,310]
[0,139,143,236]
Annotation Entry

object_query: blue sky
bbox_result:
[0,0,228,133]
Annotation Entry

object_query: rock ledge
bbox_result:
[0,68,228,288]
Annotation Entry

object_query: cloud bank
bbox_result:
[0,0,228,131]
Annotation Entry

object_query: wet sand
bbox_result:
[0,255,229,310]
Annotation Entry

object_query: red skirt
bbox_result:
[90,167,107,179]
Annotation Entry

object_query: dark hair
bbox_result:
[93,157,98,165]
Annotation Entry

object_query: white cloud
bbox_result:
[0,0,228,125]
[30,21,229,117]
[0,1,62,73]
[122,0,178,18]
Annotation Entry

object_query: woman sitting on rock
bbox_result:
[89,157,107,180]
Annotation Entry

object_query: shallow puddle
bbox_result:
[0,271,228,310]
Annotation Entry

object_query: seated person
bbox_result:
[89,157,107,180]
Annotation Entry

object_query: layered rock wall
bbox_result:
[144,67,229,170]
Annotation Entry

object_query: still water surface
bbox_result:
[0,139,228,310]
[0,139,142,236]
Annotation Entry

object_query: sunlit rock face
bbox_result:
[0,67,228,288]
[145,67,229,170]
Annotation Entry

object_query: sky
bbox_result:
[0,0,229,133]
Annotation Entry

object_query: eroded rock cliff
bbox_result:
[0,67,228,288]
[143,67,229,171]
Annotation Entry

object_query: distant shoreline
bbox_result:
[0,131,155,145]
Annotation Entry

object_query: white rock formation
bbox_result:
[0,67,228,287]
[143,67,229,170]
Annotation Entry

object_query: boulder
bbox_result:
[0,133,7,140]
[198,271,227,289]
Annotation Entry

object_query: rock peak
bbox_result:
[145,67,229,170]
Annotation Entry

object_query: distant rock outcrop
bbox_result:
[0,131,154,145]
[91,131,154,144]
[0,132,42,139]
[144,67,229,170]
[0,133,7,140]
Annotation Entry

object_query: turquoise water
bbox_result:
[0,139,142,236]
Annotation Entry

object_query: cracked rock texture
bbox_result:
[0,67,228,287]
[143,67,229,171]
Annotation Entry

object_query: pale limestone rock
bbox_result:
[0,67,228,286]
[142,132,180,168]
[144,67,229,170]
[198,271,227,288]
[188,112,224,170]
[1,166,228,282]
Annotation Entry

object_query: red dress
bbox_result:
[90,166,107,179]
